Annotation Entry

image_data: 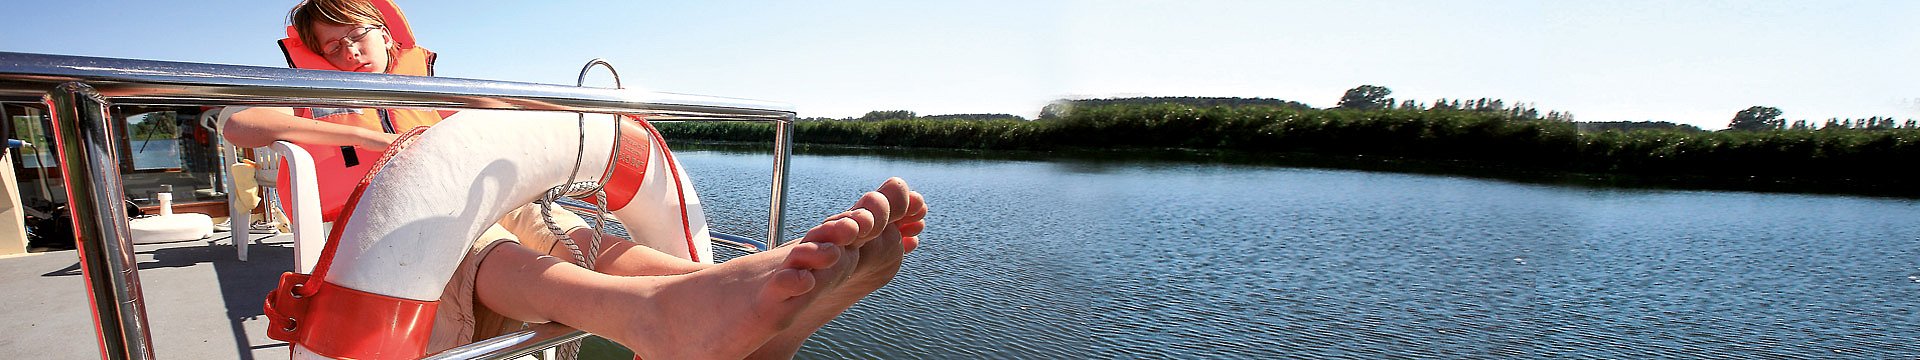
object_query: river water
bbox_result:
[661,146,1920,359]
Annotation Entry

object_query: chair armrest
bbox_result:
[269,141,327,274]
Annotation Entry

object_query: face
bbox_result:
[310,22,391,73]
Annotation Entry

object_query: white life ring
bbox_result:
[265,110,710,359]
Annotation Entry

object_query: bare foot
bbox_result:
[534,177,928,359]
[803,177,920,247]
[751,179,929,359]
[551,216,867,360]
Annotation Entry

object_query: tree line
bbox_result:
[1039,96,1313,120]
[802,110,1028,122]
[1727,105,1920,132]
[658,85,1920,196]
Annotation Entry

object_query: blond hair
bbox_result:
[287,0,389,56]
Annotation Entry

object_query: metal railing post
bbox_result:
[46,82,156,360]
[768,115,794,245]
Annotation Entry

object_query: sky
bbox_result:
[2,0,1915,130]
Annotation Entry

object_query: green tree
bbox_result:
[1336,85,1393,110]
[128,111,178,140]
[858,110,917,122]
[1038,102,1072,120]
[1726,106,1783,131]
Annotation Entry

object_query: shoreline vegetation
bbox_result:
[657,87,1920,198]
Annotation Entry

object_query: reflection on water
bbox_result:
[18,139,186,169]
[671,146,1920,359]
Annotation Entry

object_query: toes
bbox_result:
[767,268,818,298]
[801,218,860,246]
[898,221,925,238]
[899,191,927,225]
[846,209,878,244]
[782,242,842,270]
[851,191,892,227]
[876,179,912,222]
[821,208,878,242]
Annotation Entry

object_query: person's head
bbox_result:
[288,0,395,73]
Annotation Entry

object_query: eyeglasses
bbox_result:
[320,25,385,57]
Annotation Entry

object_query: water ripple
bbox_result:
[670,149,1920,359]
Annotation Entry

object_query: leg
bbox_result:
[472,217,865,360]
[496,203,708,276]
[570,226,705,276]
[558,177,924,278]
[483,177,925,358]
[566,178,929,359]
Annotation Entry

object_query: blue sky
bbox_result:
[3,1,1914,129]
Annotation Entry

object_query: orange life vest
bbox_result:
[275,0,444,223]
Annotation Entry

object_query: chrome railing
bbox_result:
[0,51,798,360]
[419,324,591,360]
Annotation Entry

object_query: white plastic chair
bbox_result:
[266,141,326,274]
[213,109,323,271]
[210,110,265,261]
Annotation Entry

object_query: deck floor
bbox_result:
[0,231,291,359]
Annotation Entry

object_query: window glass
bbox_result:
[116,107,226,207]
[10,108,54,169]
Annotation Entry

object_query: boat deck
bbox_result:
[0,231,290,359]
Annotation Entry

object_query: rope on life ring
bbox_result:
[264,109,710,360]
[539,58,634,270]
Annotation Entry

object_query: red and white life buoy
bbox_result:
[262,110,710,359]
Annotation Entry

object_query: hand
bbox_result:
[356,129,401,152]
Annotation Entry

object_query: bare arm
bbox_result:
[222,107,398,151]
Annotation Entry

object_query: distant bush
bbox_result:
[656,104,1920,194]
[920,113,1028,122]
[1039,96,1314,120]
[1575,121,1705,133]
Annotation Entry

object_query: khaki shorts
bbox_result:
[426,203,591,353]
